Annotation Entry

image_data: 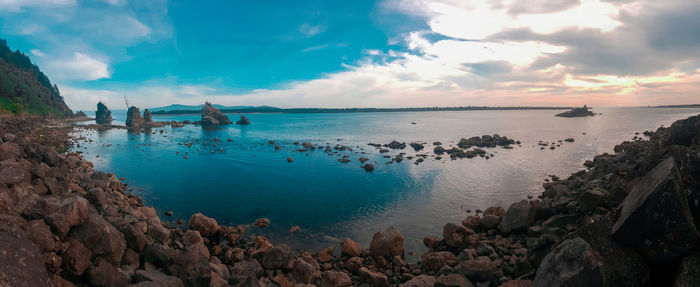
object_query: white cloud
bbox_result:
[0,0,75,12]
[46,52,110,81]
[30,49,46,57]
[299,23,327,37]
[96,0,127,6]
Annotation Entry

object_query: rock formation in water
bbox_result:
[555,105,595,117]
[125,106,144,127]
[95,102,112,124]
[200,102,232,125]
[143,109,152,122]
[236,115,251,125]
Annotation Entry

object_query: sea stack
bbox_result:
[125,106,144,127]
[143,109,152,122]
[555,105,595,117]
[95,102,112,124]
[236,115,251,125]
[200,102,232,125]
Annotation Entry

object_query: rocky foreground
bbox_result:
[1,114,699,287]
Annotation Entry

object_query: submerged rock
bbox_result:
[200,102,232,125]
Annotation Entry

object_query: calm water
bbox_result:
[72,107,700,259]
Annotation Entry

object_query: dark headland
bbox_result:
[554,105,596,117]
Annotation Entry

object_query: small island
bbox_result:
[555,105,595,117]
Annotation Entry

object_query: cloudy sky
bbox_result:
[1,0,698,110]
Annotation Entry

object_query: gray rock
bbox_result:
[532,238,604,287]
[498,200,535,233]
[612,157,700,261]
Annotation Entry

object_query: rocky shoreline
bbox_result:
[1,114,699,287]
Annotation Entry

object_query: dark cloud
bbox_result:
[490,1,700,76]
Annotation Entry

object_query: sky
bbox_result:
[1,0,699,110]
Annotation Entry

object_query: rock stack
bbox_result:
[95,102,112,125]
[200,102,232,125]
[143,109,152,122]
[125,106,144,127]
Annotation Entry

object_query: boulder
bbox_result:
[400,275,436,287]
[0,159,28,185]
[369,226,404,258]
[125,106,144,127]
[611,157,699,261]
[0,229,52,287]
[318,246,334,262]
[69,214,126,266]
[63,239,93,276]
[320,271,352,287]
[88,257,129,287]
[344,256,363,273]
[479,214,501,229]
[443,222,473,247]
[188,212,219,237]
[262,244,294,269]
[675,252,700,287]
[341,238,361,257]
[133,269,184,287]
[173,242,212,286]
[435,273,473,287]
[498,200,535,233]
[22,219,59,252]
[457,256,502,282]
[95,102,113,124]
[293,256,321,284]
[421,251,456,271]
[532,238,604,287]
[359,267,389,287]
[200,102,232,125]
[46,195,89,237]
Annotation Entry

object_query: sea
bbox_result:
[71,107,700,259]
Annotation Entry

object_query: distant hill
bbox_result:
[149,104,278,113]
[0,38,72,116]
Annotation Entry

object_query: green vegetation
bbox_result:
[0,38,71,116]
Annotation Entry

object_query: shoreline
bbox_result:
[0,114,699,286]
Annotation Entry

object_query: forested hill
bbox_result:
[0,38,72,116]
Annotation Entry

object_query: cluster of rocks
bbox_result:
[555,105,595,118]
[536,138,575,150]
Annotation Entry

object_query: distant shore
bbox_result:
[151,106,575,116]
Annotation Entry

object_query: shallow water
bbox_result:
[72,107,700,259]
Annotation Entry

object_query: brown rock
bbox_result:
[63,239,93,276]
[46,195,89,237]
[423,236,442,249]
[400,275,436,287]
[479,214,501,230]
[183,230,203,246]
[0,159,28,185]
[345,256,363,273]
[462,216,481,229]
[340,238,361,257]
[369,226,404,258]
[188,212,219,237]
[484,206,505,217]
[22,219,59,252]
[201,102,232,125]
[133,269,184,287]
[421,251,456,271]
[318,246,334,262]
[88,258,129,287]
[359,267,389,287]
[293,256,321,284]
[435,273,473,287]
[254,217,270,228]
[262,244,294,269]
[69,214,126,266]
[458,256,502,282]
[443,223,473,248]
[0,229,52,287]
[320,270,352,287]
